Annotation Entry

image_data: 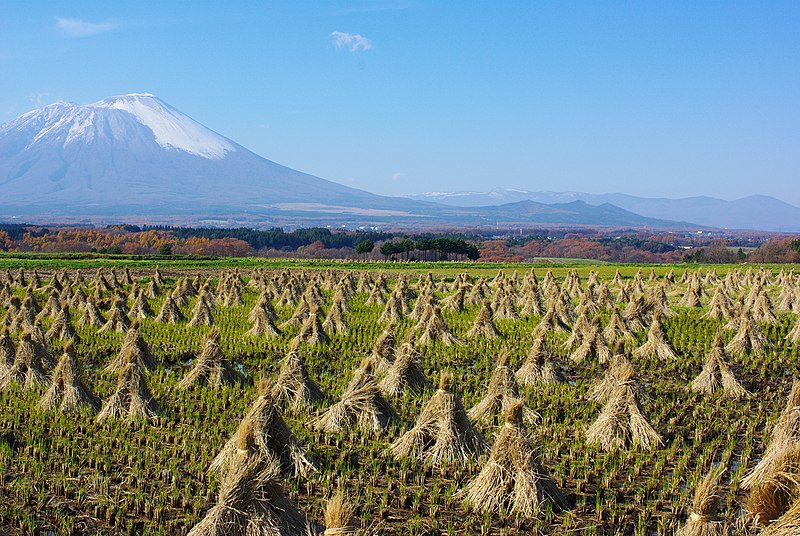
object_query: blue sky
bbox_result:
[2,1,799,204]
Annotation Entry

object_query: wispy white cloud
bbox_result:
[26,92,50,107]
[391,172,404,181]
[330,31,374,52]
[56,17,117,37]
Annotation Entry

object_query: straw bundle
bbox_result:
[752,293,777,324]
[311,360,396,433]
[155,294,184,324]
[742,380,800,490]
[369,325,396,373]
[466,302,502,339]
[442,287,466,312]
[179,329,243,389]
[128,289,153,319]
[378,342,429,397]
[586,361,661,451]
[211,382,317,477]
[787,316,800,345]
[39,342,98,412]
[465,400,568,516]
[516,338,562,386]
[246,304,282,338]
[391,373,486,468]
[691,332,748,398]
[570,322,612,364]
[45,306,79,343]
[37,292,62,320]
[79,300,105,328]
[726,311,771,356]
[675,467,730,536]
[106,325,158,373]
[0,330,51,390]
[604,308,636,343]
[679,285,703,308]
[588,350,635,404]
[189,432,310,536]
[188,297,214,327]
[469,352,533,424]
[379,295,403,324]
[0,328,14,377]
[281,297,311,329]
[322,491,357,536]
[746,442,800,526]
[536,304,570,334]
[417,305,460,346]
[96,362,158,423]
[99,298,131,333]
[292,310,330,347]
[271,351,324,411]
[322,299,349,335]
[364,283,386,305]
[493,293,519,320]
[633,311,678,360]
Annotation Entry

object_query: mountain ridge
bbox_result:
[406,188,800,232]
[1,94,706,231]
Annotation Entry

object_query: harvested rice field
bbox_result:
[1,263,800,535]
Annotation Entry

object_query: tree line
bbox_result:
[377,237,479,261]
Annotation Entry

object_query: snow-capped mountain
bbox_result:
[0,94,702,230]
[0,93,416,217]
[13,94,234,159]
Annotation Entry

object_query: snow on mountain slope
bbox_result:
[0,93,422,216]
[6,93,234,159]
[94,94,234,158]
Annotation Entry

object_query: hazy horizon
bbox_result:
[2,1,799,205]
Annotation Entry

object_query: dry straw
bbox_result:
[691,332,748,398]
[322,491,357,535]
[742,380,800,490]
[311,360,396,433]
[378,341,429,397]
[99,297,131,333]
[96,362,158,424]
[106,324,158,373]
[0,330,51,390]
[270,351,325,412]
[0,328,14,377]
[391,372,486,468]
[726,311,771,356]
[188,298,214,327]
[586,359,661,451]
[416,305,460,346]
[292,310,330,347]
[469,351,535,424]
[466,302,502,339]
[46,306,79,343]
[675,467,731,536]
[179,329,243,389]
[746,442,800,526]
[79,300,105,328]
[155,293,184,324]
[465,400,568,516]
[633,311,678,360]
[246,303,282,338]
[39,342,98,412]
[516,338,563,386]
[189,426,309,536]
[212,380,317,478]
